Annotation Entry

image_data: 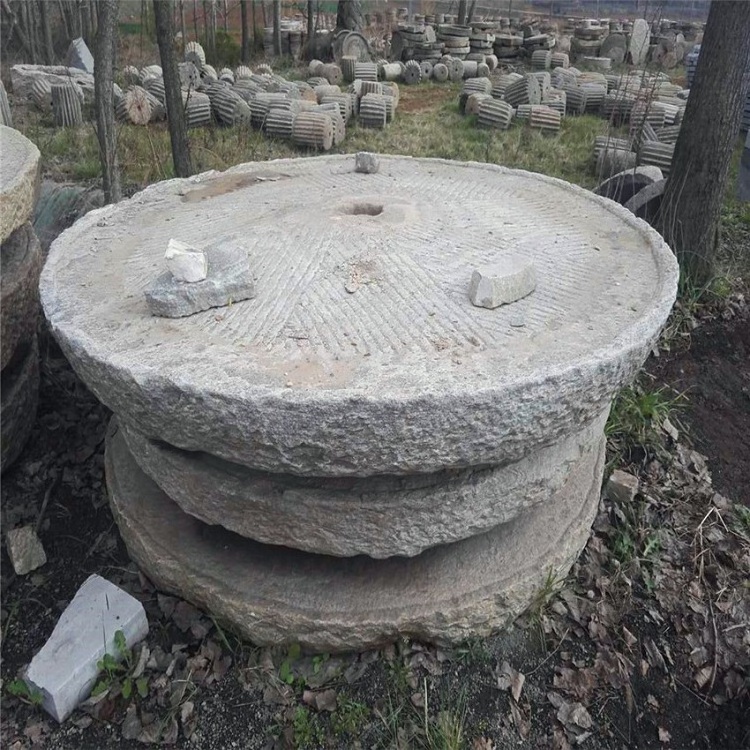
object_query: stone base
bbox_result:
[1,336,40,472]
[106,420,605,651]
[1,222,42,370]
[120,413,608,558]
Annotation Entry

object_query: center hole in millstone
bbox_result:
[345,202,384,217]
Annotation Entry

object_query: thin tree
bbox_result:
[39,0,55,63]
[335,0,363,31]
[306,0,314,59]
[240,0,250,62]
[153,0,193,177]
[457,0,467,25]
[657,0,750,284]
[94,0,122,203]
[272,0,281,56]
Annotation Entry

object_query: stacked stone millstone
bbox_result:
[531,50,552,70]
[402,60,422,85]
[265,108,296,139]
[504,74,541,107]
[477,98,514,129]
[354,62,378,82]
[183,91,212,129]
[117,85,153,125]
[639,141,675,176]
[40,154,679,652]
[51,83,83,127]
[291,111,334,150]
[358,93,388,128]
[0,126,43,472]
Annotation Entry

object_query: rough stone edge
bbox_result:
[120,410,607,558]
[0,126,42,245]
[106,421,605,651]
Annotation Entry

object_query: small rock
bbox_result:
[6,525,47,576]
[606,469,639,504]
[164,239,208,283]
[469,258,536,309]
[354,151,379,174]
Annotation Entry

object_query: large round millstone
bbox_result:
[120,411,608,558]
[1,223,42,371]
[0,125,41,245]
[1,336,40,471]
[41,155,678,477]
[106,421,605,651]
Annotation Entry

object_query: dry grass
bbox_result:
[17,79,609,193]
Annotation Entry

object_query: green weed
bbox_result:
[5,678,44,706]
[91,629,148,701]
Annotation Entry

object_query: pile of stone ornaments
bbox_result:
[0,126,43,473]
[41,153,679,651]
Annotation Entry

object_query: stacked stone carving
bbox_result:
[40,155,680,650]
[0,126,43,472]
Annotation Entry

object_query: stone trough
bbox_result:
[41,154,678,651]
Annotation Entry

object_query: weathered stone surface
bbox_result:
[628,19,650,66]
[120,410,607,558]
[106,422,605,651]
[6,525,47,575]
[10,65,93,102]
[1,336,40,472]
[1,223,42,370]
[25,574,149,722]
[33,180,104,253]
[145,239,255,318]
[41,156,678,477]
[66,37,94,74]
[594,165,663,206]
[0,126,41,244]
[355,151,379,174]
[624,178,668,224]
[469,259,536,309]
[605,469,639,504]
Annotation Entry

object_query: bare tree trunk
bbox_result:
[89,0,98,38]
[272,0,281,56]
[306,0,314,58]
[457,0,467,25]
[39,0,55,63]
[81,0,91,44]
[193,0,198,40]
[657,0,750,284]
[240,0,250,62]
[467,0,477,22]
[336,0,363,31]
[94,0,122,203]
[179,0,186,51]
[153,0,193,178]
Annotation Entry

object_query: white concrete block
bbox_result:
[469,258,536,309]
[24,574,149,722]
[164,239,207,283]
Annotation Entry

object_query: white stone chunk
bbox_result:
[355,151,379,174]
[164,239,207,283]
[24,574,149,722]
[6,525,47,575]
[469,258,536,309]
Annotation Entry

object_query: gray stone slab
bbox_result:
[145,239,256,318]
[594,165,663,207]
[1,223,42,370]
[624,178,668,224]
[10,65,94,102]
[41,156,678,477]
[120,410,607,558]
[25,574,149,722]
[0,126,41,244]
[106,421,605,651]
[66,37,95,75]
[628,19,650,66]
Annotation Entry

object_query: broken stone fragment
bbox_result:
[469,258,536,309]
[164,238,207,283]
[146,239,255,318]
[605,468,639,504]
[24,574,149,722]
[6,525,46,575]
[354,151,379,174]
